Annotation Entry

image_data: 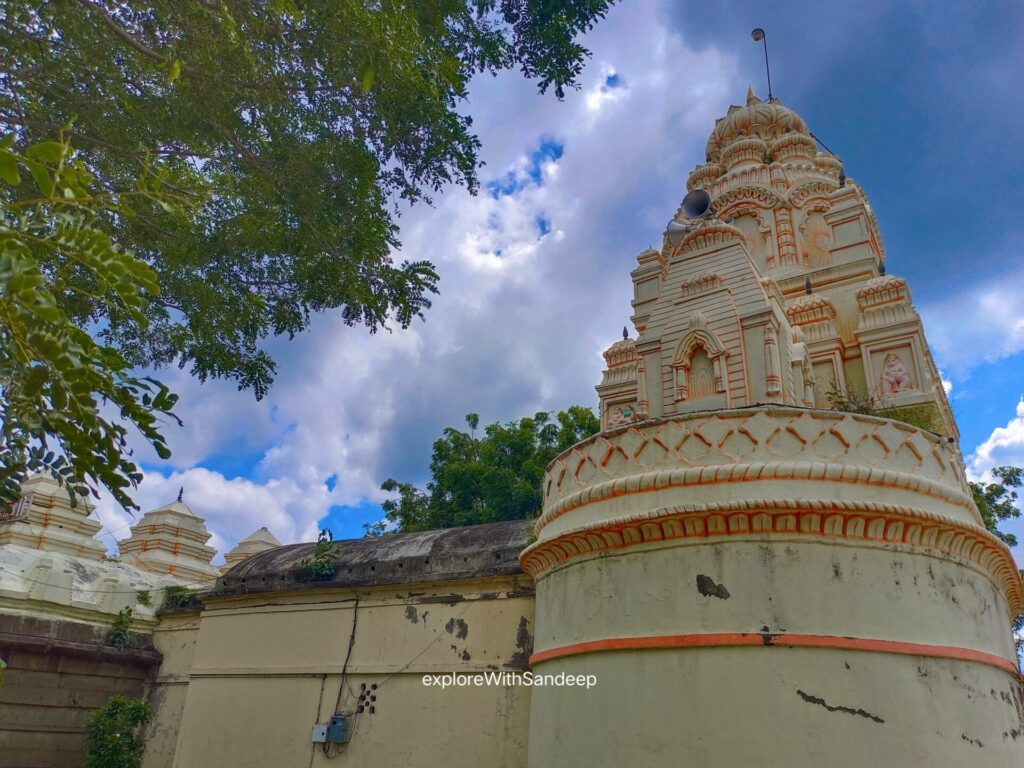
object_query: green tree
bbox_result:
[970,466,1023,659]
[0,1,613,505]
[971,466,1022,548]
[83,695,152,768]
[1,136,179,507]
[370,405,600,533]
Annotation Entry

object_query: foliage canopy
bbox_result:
[84,695,152,768]
[0,0,613,505]
[971,466,1022,548]
[369,405,600,533]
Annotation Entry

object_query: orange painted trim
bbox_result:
[520,499,1024,615]
[529,632,1021,676]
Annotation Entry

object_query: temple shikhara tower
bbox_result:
[4,90,1021,768]
[596,88,953,432]
[522,91,1024,767]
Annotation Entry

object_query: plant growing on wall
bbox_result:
[160,585,193,611]
[83,695,152,768]
[825,386,940,432]
[105,607,133,650]
[300,529,337,581]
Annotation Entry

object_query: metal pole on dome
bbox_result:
[751,28,773,101]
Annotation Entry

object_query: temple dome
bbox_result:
[705,88,809,163]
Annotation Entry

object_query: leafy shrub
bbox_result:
[160,585,194,611]
[105,607,133,650]
[300,529,336,581]
[84,695,152,768]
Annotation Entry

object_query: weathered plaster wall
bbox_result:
[147,522,537,768]
[0,614,160,768]
[141,611,201,768]
[160,577,534,768]
[522,409,1024,767]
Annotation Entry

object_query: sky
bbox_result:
[88,0,1024,567]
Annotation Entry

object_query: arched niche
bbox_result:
[672,315,728,403]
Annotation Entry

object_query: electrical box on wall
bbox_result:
[311,715,349,744]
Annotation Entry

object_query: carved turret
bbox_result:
[598,89,954,437]
[221,527,281,573]
[117,498,220,584]
[0,474,106,560]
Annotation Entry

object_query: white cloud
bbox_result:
[920,268,1024,378]
[968,398,1024,481]
[966,398,1024,568]
[96,1,740,558]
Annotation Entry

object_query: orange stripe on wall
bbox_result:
[529,632,1021,676]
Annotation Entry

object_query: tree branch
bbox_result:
[75,0,185,70]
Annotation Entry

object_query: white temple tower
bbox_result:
[521,91,1023,767]
[118,498,220,584]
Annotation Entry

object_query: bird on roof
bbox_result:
[177,486,184,503]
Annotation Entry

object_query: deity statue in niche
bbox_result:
[879,352,913,395]
[608,403,637,427]
[689,348,715,399]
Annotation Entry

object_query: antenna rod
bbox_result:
[750,28,773,100]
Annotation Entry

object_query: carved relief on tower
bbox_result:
[729,211,772,270]
[720,136,768,171]
[799,204,833,267]
[878,352,914,396]
[605,402,639,428]
[673,222,748,258]
[813,153,843,180]
[672,313,728,403]
[686,163,724,192]
[788,182,836,209]
[861,344,923,404]
[769,132,817,164]
[785,294,838,343]
[856,275,914,329]
[680,273,726,298]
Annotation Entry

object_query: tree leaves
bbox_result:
[83,695,152,768]
[374,406,600,534]
[971,466,1022,547]
[0,1,613,396]
[0,137,179,509]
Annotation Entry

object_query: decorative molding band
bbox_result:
[536,461,978,534]
[528,632,1021,677]
[674,222,748,256]
[521,499,1024,615]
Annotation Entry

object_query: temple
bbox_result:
[1,91,1021,768]
[598,88,954,439]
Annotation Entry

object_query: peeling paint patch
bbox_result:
[404,606,419,624]
[961,734,983,748]
[696,574,730,600]
[445,617,468,640]
[796,689,884,723]
[506,616,534,670]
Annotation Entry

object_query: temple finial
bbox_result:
[746,85,758,105]
[804,278,813,295]
[622,326,629,340]
[177,486,184,503]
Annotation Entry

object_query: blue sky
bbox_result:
[91,1,1024,565]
